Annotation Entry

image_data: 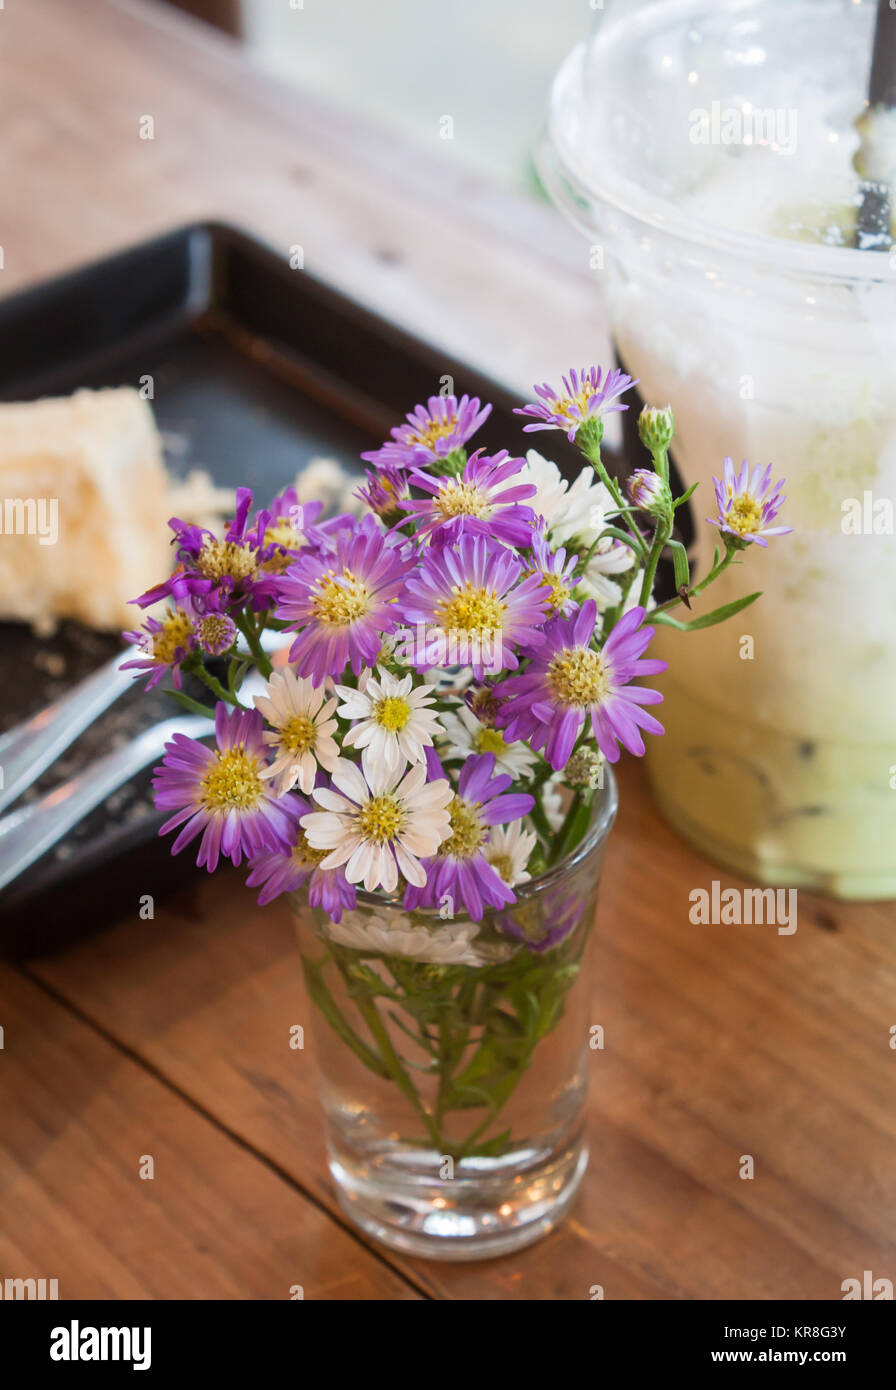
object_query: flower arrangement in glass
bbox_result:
[125,368,789,1259]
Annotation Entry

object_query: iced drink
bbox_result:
[540,0,896,896]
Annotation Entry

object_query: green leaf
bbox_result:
[301,960,392,1081]
[673,481,699,509]
[465,1129,512,1158]
[653,591,762,631]
[595,525,645,557]
[667,537,690,593]
[164,688,215,718]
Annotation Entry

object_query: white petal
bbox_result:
[331,757,369,804]
[394,841,425,886]
[312,786,353,813]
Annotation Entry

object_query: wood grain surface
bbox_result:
[0,0,894,1301]
[12,763,896,1300]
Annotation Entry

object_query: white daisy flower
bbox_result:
[421,663,474,694]
[324,910,484,967]
[557,467,618,547]
[438,703,536,778]
[482,822,537,888]
[542,776,565,832]
[334,668,443,776]
[519,449,574,530]
[253,668,339,794]
[301,756,452,894]
[577,538,636,609]
[520,450,618,548]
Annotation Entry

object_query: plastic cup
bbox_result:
[539,0,896,897]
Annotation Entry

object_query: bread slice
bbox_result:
[0,388,172,632]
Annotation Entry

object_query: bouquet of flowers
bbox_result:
[125,367,789,1176]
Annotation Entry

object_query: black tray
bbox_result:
[0,222,586,957]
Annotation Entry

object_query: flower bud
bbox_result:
[196,611,237,656]
[638,404,674,454]
[627,468,669,514]
[564,745,606,790]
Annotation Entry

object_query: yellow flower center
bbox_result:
[280,713,317,754]
[152,609,193,664]
[409,414,457,451]
[266,516,305,549]
[311,570,372,627]
[726,494,762,536]
[292,831,328,867]
[262,517,307,573]
[468,687,500,724]
[549,382,599,425]
[436,481,490,519]
[443,796,485,859]
[358,794,406,843]
[200,745,264,812]
[196,614,233,652]
[371,477,400,514]
[197,539,258,584]
[536,571,569,612]
[435,584,505,636]
[487,851,515,883]
[474,727,508,757]
[548,646,609,706]
[374,695,411,732]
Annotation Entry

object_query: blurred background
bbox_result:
[169,0,609,194]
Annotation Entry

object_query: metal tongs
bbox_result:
[0,638,277,893]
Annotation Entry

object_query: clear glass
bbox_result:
[539,0,896,897]
[292,771,617,1261]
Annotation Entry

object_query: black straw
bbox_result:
[856,0,896,249]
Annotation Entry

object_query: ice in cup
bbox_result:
[539,0,896,897]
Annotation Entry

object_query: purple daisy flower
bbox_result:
[707,457,792,548]
[514,366,637,443]
[274,514,413,685]
[496,891,584,953]
[402,534,550,680]
[256,489,342,573]
[245,795,357,919]
[403,751,535,922]
[361,394,492,469]
[497,599,666,769]
[152,703,301,871]
[355,464,411,520]
[194,607,238,657]
[399,450,537,547]
[524,522,579,616]
[135,487,271,611]
[627,468,667,513]
[122,602,197,690]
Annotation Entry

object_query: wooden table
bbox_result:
[2,0,895,1301]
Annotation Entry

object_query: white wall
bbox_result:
[241,0,611,193]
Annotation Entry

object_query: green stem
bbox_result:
[235,612,273,679]
[301,957,392,1081]
[352,991,445,1151]
[529,794,553,846]
[638,513,674,609]
[580,438,646,554]
[548,791,584,866]
[650,546,737,616]
[191,664,237,706]
[164,688,216,718]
